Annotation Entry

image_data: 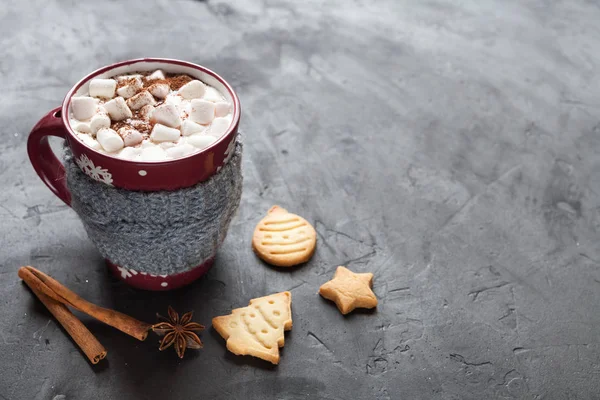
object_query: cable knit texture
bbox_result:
[64,141,243,276]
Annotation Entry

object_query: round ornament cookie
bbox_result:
[252,206,317,267]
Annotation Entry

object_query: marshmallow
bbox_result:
[118,127,144,147]
[186,134,216,149]
[71,96,98,121]
[147,70,165,80]
[203,87,224,102]
[165,93,182,107]
[116,76,143,99]
[181,119,206,136]
[117,146,141,160]
[178,80,206,99]
[90,113,111,133]
[141,139,155,148]
[117,74,142,82]
[97,128,124,152]
[179,102,192,119]
[140,145,168,161]
[126,91,156,110]
[77,133,102,150]
[150,124,181,143]
[215,101,231,117]
[209,117,231,136]
[139,104,155,120]
[189,99,215,124]
[149,83,170,99]
[166,143,196,159]
[104,97,132,121]
[151,104,181,128]
[89,79,117,99]
[159,142,177,149]
[72,121,91,134]
[167,94,188,116]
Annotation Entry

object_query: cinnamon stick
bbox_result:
[19,268,107,364]
[22,266,151,341]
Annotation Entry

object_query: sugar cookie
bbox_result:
[319,266,378,314]
[212,291,292,364]
[252,206,316,267]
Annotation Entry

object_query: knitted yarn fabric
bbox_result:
[64,141,243,276]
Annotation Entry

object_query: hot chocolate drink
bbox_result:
[68,70,233,161]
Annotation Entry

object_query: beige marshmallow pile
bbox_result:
[69,70,233,161]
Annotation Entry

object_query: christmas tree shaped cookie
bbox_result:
[212,291,292,364]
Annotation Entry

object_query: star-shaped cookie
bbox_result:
[319,266,378,314]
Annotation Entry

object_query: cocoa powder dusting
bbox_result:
[143,78,168,89]
[136,72,194,90]
[111,121,131,132]
[134,122,153,134]
[167,75,193,90]
[116,77,138,89]
[111,119,152,135]
[134,122,152,134]
[135,109,154,133]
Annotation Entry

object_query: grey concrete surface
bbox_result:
[2,0,600,399]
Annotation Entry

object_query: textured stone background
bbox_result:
[1,0,600,399]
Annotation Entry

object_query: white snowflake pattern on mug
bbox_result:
[75,154,113,186]
[217,138,236,173]
[116,266,132,279]
[116,266,141,279]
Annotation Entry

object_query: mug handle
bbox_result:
[27,107,72,206]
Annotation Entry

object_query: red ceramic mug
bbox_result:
[27,58,241,290]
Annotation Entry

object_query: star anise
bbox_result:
[152,306,205,358]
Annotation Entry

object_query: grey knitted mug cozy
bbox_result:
[64,141,243,276]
